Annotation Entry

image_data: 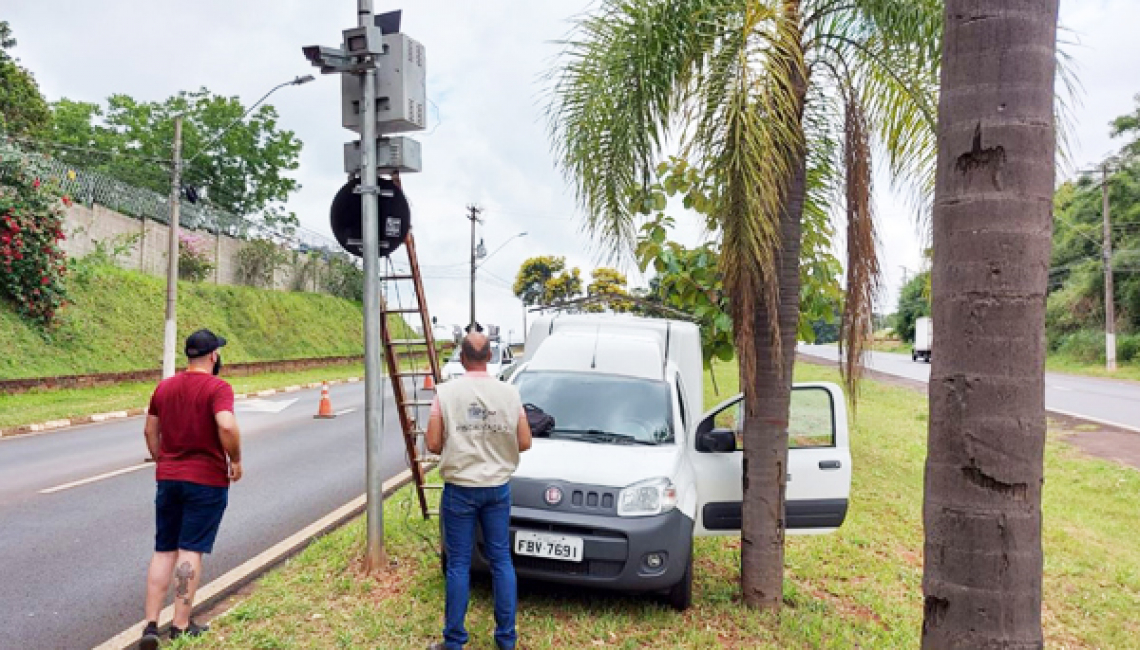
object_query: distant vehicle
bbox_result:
[913,317,932,363]
[440,325,515,381]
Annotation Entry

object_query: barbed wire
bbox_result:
[1,137,342,255]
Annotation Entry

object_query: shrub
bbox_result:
[290,251,321,292]
[1056,330,1105,363]
[0,145,68,326]
[178,232,214,282]
[1118,334,1140,363]
[236,238,289,288]
[323,256,363,302]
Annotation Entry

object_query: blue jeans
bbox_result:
[442,483,516,650]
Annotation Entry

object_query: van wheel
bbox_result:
[912,351,917,362]
[666,554,693,611]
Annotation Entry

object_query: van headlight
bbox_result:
[617,477,678,517]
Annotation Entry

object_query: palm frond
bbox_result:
[545,0,735,258]
[838,95,879,403]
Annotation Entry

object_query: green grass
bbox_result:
[1045,355,1140,383]
[0,264,416,380]
[0,363,364,429]
[177,363,1140,649]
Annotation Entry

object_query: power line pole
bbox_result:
[161,116,183,379]
[357,0,387,572]
[467,205,482,326]
[1104,163,1116,372]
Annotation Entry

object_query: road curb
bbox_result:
[0,379,368,440]
[93,467,419,650]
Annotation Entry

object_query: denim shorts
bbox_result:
[154,480,229,554]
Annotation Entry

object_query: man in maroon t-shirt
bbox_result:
[139,329,242,649]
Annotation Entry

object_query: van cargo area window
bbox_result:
[516,371,674,445]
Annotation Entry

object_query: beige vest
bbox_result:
[437,375,523,487]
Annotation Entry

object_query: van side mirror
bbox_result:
[696,428,736,453]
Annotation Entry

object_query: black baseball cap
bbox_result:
[185,329,227,358]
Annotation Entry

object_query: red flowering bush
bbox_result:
[0,146,69,326]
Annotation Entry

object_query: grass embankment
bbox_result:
[0,362,365,429]
[1046,355,1140,382]
[0,263,399,379]
[175,363,1140,649]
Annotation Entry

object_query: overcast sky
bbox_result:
[4,1,1138,339]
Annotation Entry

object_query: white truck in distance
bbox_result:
[913,316,933,363]
[467,314,852,610]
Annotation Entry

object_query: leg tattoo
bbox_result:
[174,562,196,606]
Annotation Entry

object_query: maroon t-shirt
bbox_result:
[148,371,235,488]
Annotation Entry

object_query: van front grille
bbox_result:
[513,555,623,578]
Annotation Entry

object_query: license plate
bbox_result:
[513,531,584,562]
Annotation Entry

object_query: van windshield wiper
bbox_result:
[550,428,658,445]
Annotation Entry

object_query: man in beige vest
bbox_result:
[426,331,532,650]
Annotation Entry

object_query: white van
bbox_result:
[469,314,852,610]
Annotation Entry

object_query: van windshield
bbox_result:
[516,371,674,445]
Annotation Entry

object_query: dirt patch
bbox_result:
[797,353,1140,472]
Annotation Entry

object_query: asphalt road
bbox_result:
[800,345,1140,431]
[0,379,428,650]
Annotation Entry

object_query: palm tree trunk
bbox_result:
[741,151,806,609]
[741,1,808,608]
[922,2,1058,647]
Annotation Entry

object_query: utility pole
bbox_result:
[161,116,183,379]
[467,205,482,326]
[1104,163,1116,372]
[356,0,387,572]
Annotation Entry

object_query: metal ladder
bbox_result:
[380,230,443,519]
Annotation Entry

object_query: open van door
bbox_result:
[690,382,852,536]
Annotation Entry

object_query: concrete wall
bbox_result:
[61,203,334,293]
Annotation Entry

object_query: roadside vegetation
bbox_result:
[174,363,1140,649]
[0,263,376,380]
[0,362,365,430]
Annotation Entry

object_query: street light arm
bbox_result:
[185,75,314,166]
[477,232,528,269]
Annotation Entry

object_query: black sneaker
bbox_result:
[170,621,209,639]
[139,622,160,650]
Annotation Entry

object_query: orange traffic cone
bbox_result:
[314,383,335,419]
[423,371,435,390]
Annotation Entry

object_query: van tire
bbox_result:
[666,554,693,611]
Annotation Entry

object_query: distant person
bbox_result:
[426,331,532,650]
[139,329,242,649]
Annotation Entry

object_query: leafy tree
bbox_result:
[545,266,583,304]
[0,22,51,137]
[585,267,632,312]
[41,88,303,230]
[513,255,565,308]
[548,0,941,609]
[922,2,1059,646]
[513,255,583,308]
[1048,96,1140,343]
[895,270,931,344]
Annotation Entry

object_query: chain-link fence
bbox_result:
[1,137,341,253]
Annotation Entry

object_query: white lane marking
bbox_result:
[333,408,357,416]
[39,462,151,494]
[236,398,298,414]
[1047,408,1140,435]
